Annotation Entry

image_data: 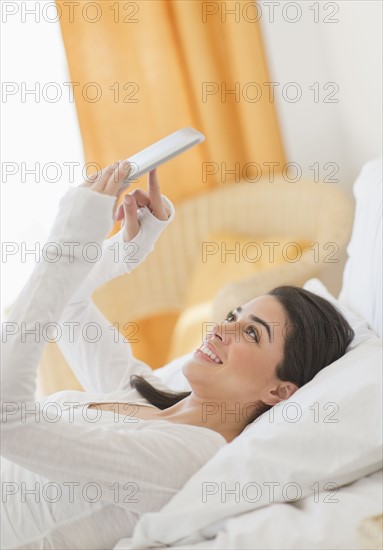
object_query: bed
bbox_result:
[115,159,382,550]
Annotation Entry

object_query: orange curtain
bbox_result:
[56,0,284,204]
[52,0,285,373]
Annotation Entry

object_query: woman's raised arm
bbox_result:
[1,162,224,518]
[1,162,175,402]
[56,166,175,393]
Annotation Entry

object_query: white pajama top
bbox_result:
[1,186,226,550]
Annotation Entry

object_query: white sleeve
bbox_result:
[56,196,175,393]
[0,185,224,512]
[1,185,116,406]
[67,194,175,303]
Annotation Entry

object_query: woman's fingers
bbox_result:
[104,161,132,196]
[130,189,151,209]
[148,170,169,221]
[115,201,125,221]
[122,194,141,241]
[111,166,171,238]
[82,163,116,190]
[82,161,132,197]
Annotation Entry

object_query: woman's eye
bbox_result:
[224,314,259,343]
[224,312,235,323]
[245,325,259,343]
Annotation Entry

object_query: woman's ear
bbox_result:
[263,382,299,406]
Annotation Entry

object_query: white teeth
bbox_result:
[200,345,222,364]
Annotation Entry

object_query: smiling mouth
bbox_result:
[196,344,223,364]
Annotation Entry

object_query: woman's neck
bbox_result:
[154,394,249,443]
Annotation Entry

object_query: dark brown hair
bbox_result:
[130,285,354,423]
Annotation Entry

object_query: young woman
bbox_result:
[1,161,354,550]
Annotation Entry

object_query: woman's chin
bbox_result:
[181,354,220,383]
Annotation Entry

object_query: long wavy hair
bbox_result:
[130,286,354,423]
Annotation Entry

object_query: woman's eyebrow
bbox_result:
[234,307,272,342]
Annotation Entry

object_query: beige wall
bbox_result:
[261,0,381,189]
[260,0,382,293]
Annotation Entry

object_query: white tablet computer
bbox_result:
[122,127,205,188]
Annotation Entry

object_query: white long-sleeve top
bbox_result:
[1,186,226,550]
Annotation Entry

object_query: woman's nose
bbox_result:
[213,321,239,344]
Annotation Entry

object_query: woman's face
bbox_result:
[182,295,297,409]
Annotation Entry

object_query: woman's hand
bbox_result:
[80,160,132,218]
[114,169,171,241]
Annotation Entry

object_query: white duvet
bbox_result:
[114,469,381,549]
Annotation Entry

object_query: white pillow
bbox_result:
[155,353,193,391]
[129,279,383,549]
[339,158,382,338]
